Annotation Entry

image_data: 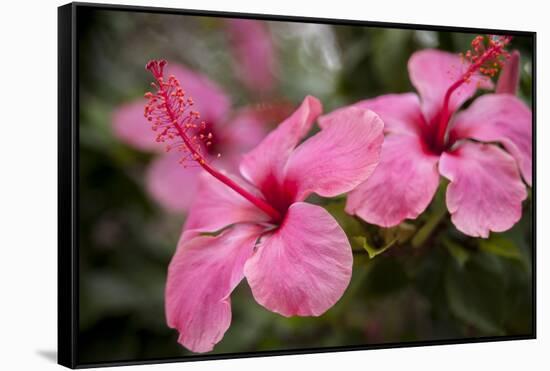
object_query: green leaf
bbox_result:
[354,235,396,259]
[479,235,524,262]
[445,253,506,335]
[411,207,446,248]
[411,182,448,248]
[381,222,416,244]
[443,239,470,268]
[325,200,364,238]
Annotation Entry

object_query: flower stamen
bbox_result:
[144,60,282,222]
[435,35,512,150]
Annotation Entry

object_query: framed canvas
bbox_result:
[58,2,536,368]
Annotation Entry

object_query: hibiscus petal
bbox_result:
[165,63,231,123]
[319,93,425,136]
[146,153,202,212]
[166,224,263,353]
[496,50,521,95]
[226,19,276,92]
[239,96,322,187]
[244,202,353,317]
[450,94,532,185]
[221,108,268,156]
[408,49,493,122]
[346,134,440,227]
[184,172,271,233]
[112,99,162,152]
[285,107,384,200]
[439,142,527,238]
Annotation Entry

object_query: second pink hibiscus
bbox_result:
[323,35,532,238]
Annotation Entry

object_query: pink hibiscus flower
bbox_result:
[142,60,384,352]
[322,35,532,238]
[112,62,268,212]
[226,19,277,93]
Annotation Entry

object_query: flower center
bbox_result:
[433,35,511,152]
[197,121,223,157]
[144,60,282,222]
[258,174,298,218]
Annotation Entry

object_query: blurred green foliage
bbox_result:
[77,8,533,364]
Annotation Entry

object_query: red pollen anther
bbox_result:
[144,59,282,222]
[434,35,512,151]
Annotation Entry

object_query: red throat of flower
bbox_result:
[144,60,282,222]
[435,35,512,151]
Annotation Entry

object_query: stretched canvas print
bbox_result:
[58,2,536,368]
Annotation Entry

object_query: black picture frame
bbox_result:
[58,2,537,368]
